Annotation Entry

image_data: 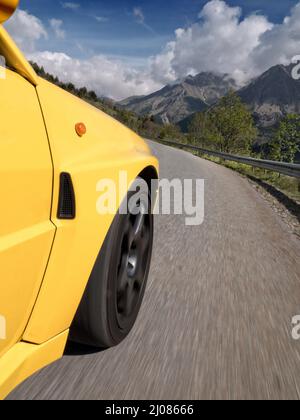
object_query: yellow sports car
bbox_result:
[0,0,158,399]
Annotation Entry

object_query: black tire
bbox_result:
[70,181,154,348]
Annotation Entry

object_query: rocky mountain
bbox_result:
[118,72,237,124]
[120,65,300,131]
[238,64,300,128]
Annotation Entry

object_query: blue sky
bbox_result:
[18,0,299,61]
[6,0,300,99]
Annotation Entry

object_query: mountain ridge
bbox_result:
[119,72,237,125]
[238,64,300,128]
[119,65,300,129]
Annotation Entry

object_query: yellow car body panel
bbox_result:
[23,79,159,344]
[0,330,69,400]
[0,26,38,84]
[0,7,158,399]
[0,68,55,358]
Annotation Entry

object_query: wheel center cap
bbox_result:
[127,254,138,278]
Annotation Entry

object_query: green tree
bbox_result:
[159,124,182,140]
[210,90,257,154]
[78,87,88,98]
[188,112,222,149]
[270,114,300,163]
[66,83,75,93]
[137,116,160,139]
[87,90,97,101]
[188,91,257,154]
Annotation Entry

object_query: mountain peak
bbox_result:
[238,64,300,127]
[119,71,237,124]
[119,65,300,128]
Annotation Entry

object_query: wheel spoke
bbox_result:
[118,255,129,291]
[133,212,145,242]
[124,282,135,316]
[141,225,150,251]
[125,216,136,249]
[135,262,145,286]
[116,232,126,272]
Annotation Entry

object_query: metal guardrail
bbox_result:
[158,139,300,179]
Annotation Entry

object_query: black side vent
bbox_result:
[57,173,76,219]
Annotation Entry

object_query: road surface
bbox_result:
[8,141,300,400]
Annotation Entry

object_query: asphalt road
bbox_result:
[8,141,300,400]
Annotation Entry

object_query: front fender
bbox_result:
[23,79,158,344]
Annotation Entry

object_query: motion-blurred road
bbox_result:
[8,141,300,400]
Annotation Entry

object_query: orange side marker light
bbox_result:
[75,122,87,137]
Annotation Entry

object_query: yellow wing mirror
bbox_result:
[0,0,19,24]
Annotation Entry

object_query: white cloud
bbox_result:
[251,3,300,73]
[4,9,47,53]
[61,2,80,11]
[133,7,145,24]
[95,16,109,23]
[149,0,274,86]
[4,8,159,99]
[133,6,155,34]
[4,1,300,100]
[29,51,161,100]
[149,0,300,87]
[50,19,65,39]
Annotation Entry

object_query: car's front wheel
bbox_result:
[70,181,154,348]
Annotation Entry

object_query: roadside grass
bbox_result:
[153,138,300,203]
[199,153,300,203]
